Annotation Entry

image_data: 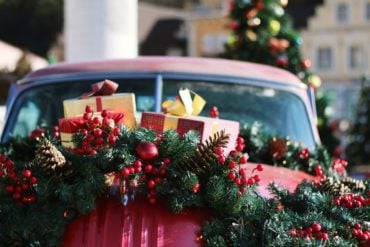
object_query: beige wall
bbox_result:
[188,16,229,57]
[301,0,370,83]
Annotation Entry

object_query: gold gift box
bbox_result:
[63,93,137,129]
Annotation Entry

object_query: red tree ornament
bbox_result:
[136,141,159,162]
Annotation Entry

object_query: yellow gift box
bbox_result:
[63,93,137,129]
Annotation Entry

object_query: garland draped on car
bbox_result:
[0,126,368,246]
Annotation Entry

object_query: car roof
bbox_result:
[20,56,303,86]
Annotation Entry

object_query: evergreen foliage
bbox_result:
[223,0,340,156]
[346,77,370,167]
[0,127,368,246]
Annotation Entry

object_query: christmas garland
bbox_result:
[0,118,369,246]
[240,122,340,177]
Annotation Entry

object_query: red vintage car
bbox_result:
[1,57,319,246]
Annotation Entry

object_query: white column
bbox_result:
[65,0,138,62]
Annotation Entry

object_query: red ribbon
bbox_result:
[80,80,119,99]
[58,117,86,133]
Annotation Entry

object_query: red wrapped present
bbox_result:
[63,80,137,129]
[59,113,124,148]
[140,112,239,153]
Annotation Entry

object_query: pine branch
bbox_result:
[175,130,230,175]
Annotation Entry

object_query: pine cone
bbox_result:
[341,176,366,192]
[321,177,350,195]
[177,130,230,175]
[35,139,73,178]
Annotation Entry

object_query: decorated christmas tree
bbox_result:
[223,0,340,154]
[346,77,370,167]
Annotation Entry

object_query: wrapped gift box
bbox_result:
[63,93,136,129]
[140,112,239,153]
[59,113,124,148]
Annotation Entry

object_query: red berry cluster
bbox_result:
[314,165,325,178]
[351,223,370,241]
[298,148,310,160]
[290,223,328,240]
[0,155,37,204]
[209,106,219,118]
[332,159,348,175]
[143,157,170,204]
[53,125,60,139]
[333,193,369,208]
[75,106,122,155]
[222,137,264,196]
[121,157,170,204]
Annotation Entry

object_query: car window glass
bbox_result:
[6,78,155,140]
[162,79,315,149]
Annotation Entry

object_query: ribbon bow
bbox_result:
[162,88,206,116]
[80,80,119,98]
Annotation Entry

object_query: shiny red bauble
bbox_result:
[136,141,159,162]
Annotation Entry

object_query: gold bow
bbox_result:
[162,88,206,116]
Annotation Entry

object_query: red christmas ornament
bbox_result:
[30,128,45,140]
[136,141,159,161]
[209,106,219,118]
[268,138,287,160]
[300,59,312,69]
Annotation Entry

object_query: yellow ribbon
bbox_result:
[162,88,206,116]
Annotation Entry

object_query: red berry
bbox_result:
[144,165,153,173]
[239,168,247,177]
[15,186,22,193]
[354,223,362,230]
[236,137,244,145]
[94,128,103,137]
[352,229,359,237]
[353,200,362,208]
[241,177,248,185]
[108,135,116,144]
[229,150,238,157]
[256,164,264,171]
[218,155,226,164]
[253,174,261,183]
[134,160,142,168]
[239,155,248,164]
[154,177,161,184]
[163,158,171,165]
[312,223,322,233]
[239,186,246,194]
[83,112,93,120]
[135,167,142,173]
[13,192,21,200]
[85,105,93,113]
[321,233,329,240]
[148,180,156,189]
[228,171,236,180]
[234,178,241,186]
[247,178,255,185]
[306,227,313,234]
[5,185,14,192]
[95,137,104,145]
[23,169,32,178]
[159,167,167,176]
[214,147,224,155]
[101,109,108,118]
[148,196,156,204]
[290,229,297,237]
[235,144,244,152]
[21,183,29,190]
[86,135,95,143]
[103,117,111,126]
[149,189,156,196]
[129,167,135,174]
[113,127,121,136]
[192,183,200,193]
[121,168,130,177]
[228,161,236,169]
[92,117,100,124]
